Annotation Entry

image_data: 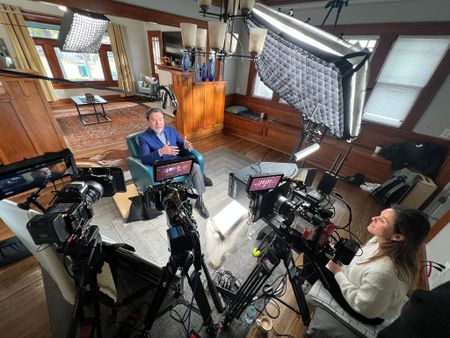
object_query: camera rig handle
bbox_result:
[17,186,47,212]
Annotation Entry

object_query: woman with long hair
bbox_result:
[303,206,431,329]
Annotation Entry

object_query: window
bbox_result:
[107,51,118,81]
[346,36,379,53]
[253,73,273,99]
[35,45,53,77]
[26,20,117,87]
[151,36,161,74]
[363,36,450,127]
[27,21,59,39]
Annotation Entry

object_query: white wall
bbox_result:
[414,77,450,139]
[109,15,151,81]
[279,0,450,25]
[427,222,450,289]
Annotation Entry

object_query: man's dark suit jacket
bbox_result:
[139,126,185,165]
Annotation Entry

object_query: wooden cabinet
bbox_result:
[168,67,225,140]
[224,112,299,155]
[0,71,67,165]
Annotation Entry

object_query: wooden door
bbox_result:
[0,72,67,164]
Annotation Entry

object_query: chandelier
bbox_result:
[179,0,267,62]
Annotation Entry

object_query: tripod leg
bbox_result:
[67,287,84,338]
[283,255,311,326]
[143,255,183,332]
[223,257,277,327]
[186,271,217,336]
[200,255,224,313]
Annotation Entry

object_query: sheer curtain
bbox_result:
[0,3,57,101]
[108,23,135,95]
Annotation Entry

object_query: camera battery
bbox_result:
[167,226,193,255]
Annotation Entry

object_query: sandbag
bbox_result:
[0,236,32,267]
[127,189,162,223]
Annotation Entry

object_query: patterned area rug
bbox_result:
[77,149,130,171]
[55,103,148,152]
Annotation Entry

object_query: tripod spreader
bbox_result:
[221,233,311,327]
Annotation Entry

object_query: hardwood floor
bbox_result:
[0,129,382,338]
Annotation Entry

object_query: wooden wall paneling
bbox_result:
[233,94,302,127]
[214,84,225,126]
[7,80,66,153]
[171,69,225,140]
[204,85,216,129]
[0,96,37,164]
[265,121,299,154]
[0,73,67,165]
[185,76,195,136]
[193,85,206,131]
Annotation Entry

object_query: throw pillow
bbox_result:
[143,75,156,88]
[225,105,250,115]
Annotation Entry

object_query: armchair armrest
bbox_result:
[127,157,156,192]
[179,148,204,173]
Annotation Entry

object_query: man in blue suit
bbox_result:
[139,108,212,218]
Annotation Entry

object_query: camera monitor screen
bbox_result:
[153,157,194,182]
[246,173,284,193]
[0,151,75,200]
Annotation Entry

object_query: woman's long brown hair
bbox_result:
[365,206,430,289]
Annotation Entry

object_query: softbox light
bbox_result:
[248,4,370,140]
[57,9,110,53]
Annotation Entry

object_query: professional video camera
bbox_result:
[0,149,126,246]
[223,164,359,327]
[230,169,358,265]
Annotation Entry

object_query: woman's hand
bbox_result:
[326,260,342,275]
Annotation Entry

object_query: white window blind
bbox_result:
[363,36,450,127]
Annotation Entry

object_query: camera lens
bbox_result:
[274,196,295,217]
[84,180,104,205]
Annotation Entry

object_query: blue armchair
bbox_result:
[126,131,205,193]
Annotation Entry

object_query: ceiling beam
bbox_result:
[31,0,208,28]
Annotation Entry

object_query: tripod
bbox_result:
[222,214,330,328]
[66,226,117,338]
[142,196,224,336]
[221,230,309,327]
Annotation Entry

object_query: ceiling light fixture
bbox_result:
[180,0,267,62]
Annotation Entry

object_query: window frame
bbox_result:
[329,22,450,131]
[247,62,281,102]
[25,13,118,90]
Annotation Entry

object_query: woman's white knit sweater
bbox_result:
[334,237,409,319]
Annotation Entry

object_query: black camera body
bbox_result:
[27,181,103,245]
[229,169,358,266]
[0,149,125,246]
